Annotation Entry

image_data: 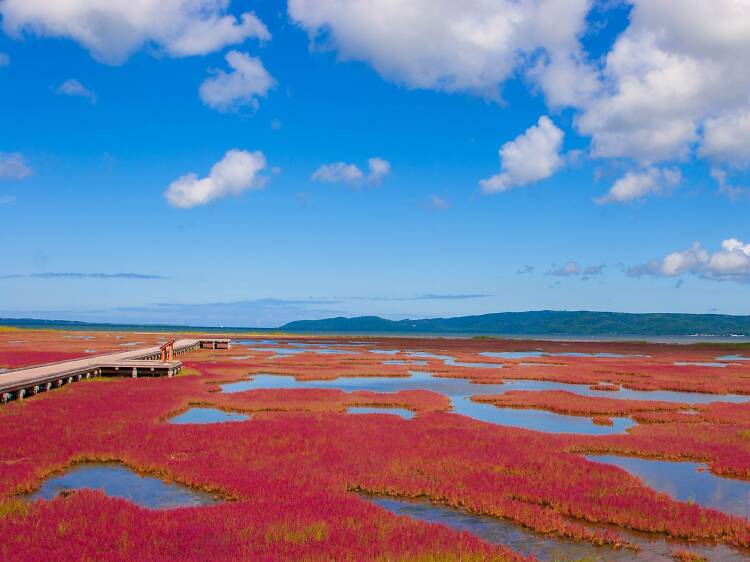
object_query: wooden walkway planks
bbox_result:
[0,338,230,401]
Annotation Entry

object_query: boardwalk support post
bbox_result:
[1,338,229,404]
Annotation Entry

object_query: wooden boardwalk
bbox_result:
[0,338,230,403]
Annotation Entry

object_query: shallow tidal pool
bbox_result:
[367,496,748,561]
[586,455,750,519]
[27,464,220,509]
[220,372,634,435]
[169,407,250,425]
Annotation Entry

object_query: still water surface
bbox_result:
[367,496,747,561]
[586,455,750,519]
[231,343,748,404]
[28,464,219,509]
[169,408,250,425]
[481,351,646,359]
[220,372,634,435]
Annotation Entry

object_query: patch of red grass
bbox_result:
[0,351,88,369]
[1,365,749,557]
[1,489,521,562]
[473,390,687,418]
[672,549,707,561]
[3,330,750,558]
[210,388,451,415]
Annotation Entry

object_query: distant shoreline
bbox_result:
[2,311,750,344]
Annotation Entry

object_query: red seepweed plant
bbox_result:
[2,330,750,560]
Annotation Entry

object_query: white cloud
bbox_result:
[165,149,267,208]
[288,0,750,182]
[367,157,391,182]
[595,167,681,205]
[166,13,269,57]
[700,110,750,167]
[313,163,363,183]
[576,1,750,165]
[0,152,32,179]
[288,0,592,99]
[629,239,750,282]
[711,168,750,202]
[56,78,96,102]
[199,51,275,112]
[0,1,269,64]
[312,157,391,186]
[480,116,564,194]
[0,53,9,66]
[528,52,599,110]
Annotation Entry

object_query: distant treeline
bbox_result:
[0,318,265,333]
[4,310,750,336]
[280,310,750,336]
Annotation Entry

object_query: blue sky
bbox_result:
[1,1,749,327]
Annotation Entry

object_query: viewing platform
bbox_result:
[0,338,231,404]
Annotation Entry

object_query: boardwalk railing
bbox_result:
[0,338,231,404]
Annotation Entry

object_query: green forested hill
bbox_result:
[281,310,750,336]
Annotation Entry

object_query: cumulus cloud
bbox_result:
[312,157,391,186]
[288,0,593,99]
[596,167,681,205]
[313,163,363,183]
[56,78,96,102]
[165,149,267,208]
[199,50,275,112]
[0,1,270,64]
[480,116,564,194]
[576,1,750,165]
[700,110,750,167]
[629,239,750,282]
[367,158,391,183]
[288,1,750,184]
[0,152,32,179]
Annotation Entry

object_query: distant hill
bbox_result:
[280,311,750,336]
[4,311,750,337]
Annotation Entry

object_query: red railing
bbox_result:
[159,339,175,362]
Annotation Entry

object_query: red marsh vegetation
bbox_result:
[1,330,750,560]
